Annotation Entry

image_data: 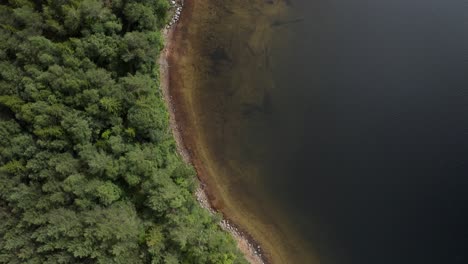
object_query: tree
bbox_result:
[0,0,247,263]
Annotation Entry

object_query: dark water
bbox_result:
[263,0,468,263]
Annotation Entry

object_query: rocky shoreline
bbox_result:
[194,188,266,264]
[158,2,268,263]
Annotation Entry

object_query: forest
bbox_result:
[0,0,247,263]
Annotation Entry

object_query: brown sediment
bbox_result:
[160,0,320,263]
[159,1,268,263]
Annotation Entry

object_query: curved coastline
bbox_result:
[159,1,320,263]
[159,1,267,263]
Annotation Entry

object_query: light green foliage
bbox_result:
[0,0,247,263]
[96,181,122,205]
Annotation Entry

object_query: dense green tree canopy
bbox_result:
[0,0,247,263]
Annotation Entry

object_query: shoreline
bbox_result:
[158,2,269,264]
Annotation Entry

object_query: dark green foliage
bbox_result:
[0,0,247,263]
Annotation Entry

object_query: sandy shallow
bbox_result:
[158,7,267,264]
[159,1,322,263]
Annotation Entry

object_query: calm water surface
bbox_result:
[188,0,468,263]
[266,0,468,263]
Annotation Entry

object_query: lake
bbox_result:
[171,0,468,263]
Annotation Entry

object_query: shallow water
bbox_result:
[174,0,468,263]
